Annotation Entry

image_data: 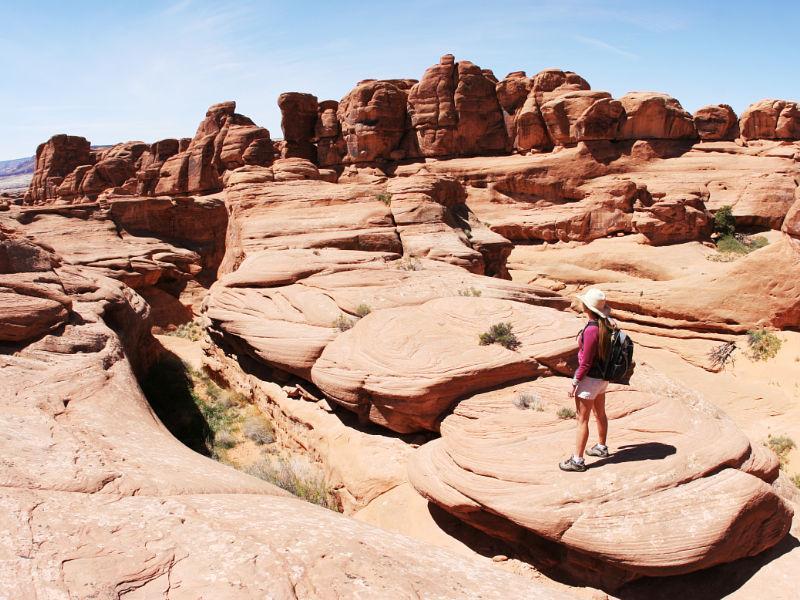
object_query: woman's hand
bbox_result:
[568,382,576,398]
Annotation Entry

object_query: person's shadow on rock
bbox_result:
[590,442,677,468]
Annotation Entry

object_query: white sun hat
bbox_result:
[576,287,611,319]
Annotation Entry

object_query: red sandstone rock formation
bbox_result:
[278,91,318,160]
[408,369,793,588]
[540,90,626,146]
[408,54,508,157]
[740,99,800,141]
[618,92,697,140]
[0,225,71,342]
[25,134,92,204]
[694,104,739,141]
[337,80,409,164]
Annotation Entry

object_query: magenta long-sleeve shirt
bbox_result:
[574,321,599,381]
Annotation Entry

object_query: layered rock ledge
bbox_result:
[408,369,793,588]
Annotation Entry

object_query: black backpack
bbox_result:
[601,325,635,384]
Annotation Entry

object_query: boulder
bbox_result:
[740,99,800,141]
[408,370,793,588]
[0,228,71,343]
[278,92,319,160]
[530,68,591,104]
[633,194,712,245]
[540,91,625,146]
[155,101,272,196]
[311,297,579,432]
[26,134,93,204]
[693,104,739,141]
[136,138,181,195]
[783,189,800,238]
[408,55,507,157]
[618,92,697,140]
[386,174,488,273]
[315,100,346,167]
[78,141,149,198]
[337,80,409,164]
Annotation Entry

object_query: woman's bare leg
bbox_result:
[574,397,593,458]
[592,393,608,446]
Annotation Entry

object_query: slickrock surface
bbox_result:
[408,369,793,588]
[0,214,568,600]
[9,52,800,598]
[312,297,578,432]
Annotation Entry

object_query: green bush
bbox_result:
[355,303,372,317]
[747,329,782,361]
[246,456,339,511]
[713,205,736,237]
[458,287,482,297]
[715,235,749,254]
[557,407,576,420]
[513,392,543,411]
[479,322,520,350]
[791,473,800,489]
[168,320,204,342]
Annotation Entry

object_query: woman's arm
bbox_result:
[573,325,599,383]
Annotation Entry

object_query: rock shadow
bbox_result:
[139,349,213,456]
[589,442,677,468]
[616,532,800,600]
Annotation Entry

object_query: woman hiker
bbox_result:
[559,288,614,473]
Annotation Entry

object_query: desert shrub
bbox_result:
[747,235,769,251]
[458,287,482,297]
[557,407,576,420]
[765,434,795,469]
[243,416,275,445]
[747,329,782,361]
[375,192,392,206]
[169,320,204,342]
[399,257,423,271]
[715,235,749,254]
[708,341,736,370]
[246,456,339,511]
[355,303,372,317]
[513,391,543,411]
[713,205,736,237]
[205,381,222,401]
[713,233,769,258]
[213,430,238,450]
[479,322,520,350]
[332,313,356,332]
[791,474,800,489]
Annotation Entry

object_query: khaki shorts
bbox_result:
[575,376,608,401]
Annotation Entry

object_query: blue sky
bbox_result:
[1,0,798,159]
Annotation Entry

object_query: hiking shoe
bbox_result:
[586,444,609,458]
[559,457,587,472]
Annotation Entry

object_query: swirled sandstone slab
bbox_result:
[0,232,568,599]
[206,249,569,378]
[311,296,580,433]
[408,369,793,588]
